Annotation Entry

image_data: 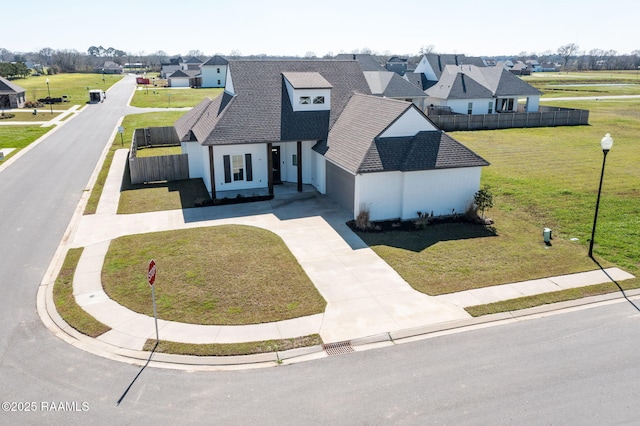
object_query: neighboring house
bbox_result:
[200,55,229,88]
[95,61,123,74]
[160,57,183,78]
[362,71,429,110]
[508,61,530,76]
[174,59,489,221]
[182,56,203,71]
[407,54,486,90]
[168,69,200,87]
[385,56,409,75]
[424,63,542,114]
[0,76,26,109]
[335,53,386,72]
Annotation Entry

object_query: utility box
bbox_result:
[89,89,106,103]
[543,228,553,244]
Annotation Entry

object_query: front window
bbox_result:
[232,155,244,181]
[300,96,311,104]
[313,96,324,104]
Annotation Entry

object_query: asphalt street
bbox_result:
[1,75,639,424]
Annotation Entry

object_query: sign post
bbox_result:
[118,126,124,147]
[148,259,159,343]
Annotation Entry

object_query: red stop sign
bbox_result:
[148,259,156,286]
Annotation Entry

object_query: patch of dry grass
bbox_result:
[143,334,323,356]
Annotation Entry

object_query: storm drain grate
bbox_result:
[323,341,354,356]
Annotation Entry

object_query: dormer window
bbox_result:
[284,72,332,112]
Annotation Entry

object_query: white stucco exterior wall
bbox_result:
[428,97,496,114]
[275,141,316,184]
[354,167,483,221]
[379,106,438,137]
[200,65,227,88]
[310,150,326,193]
[214,144,268,192]
[525,96,540,112]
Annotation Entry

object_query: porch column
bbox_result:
[267,143,274,196]
[297,141,302,192]
[208,146,216,199]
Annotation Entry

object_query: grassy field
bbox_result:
[130,87,223,108]
[11,73,123,110]
[524,71,640,97]
[102,225,327,325]
[359,94,639,302]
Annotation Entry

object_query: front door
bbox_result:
[271,146,282,184]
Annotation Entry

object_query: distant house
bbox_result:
[425,63,542,114]
[362,71,429,110]
[199,55,229,88]
[508,61,530,76]
[0,76,26,109]
[95,61,123,74]
[406,54,486,90]
[385,56,409,75]
[160,57,183,79]
[167,69,200,87]
[174,59,489,221]
[335,53,386,71]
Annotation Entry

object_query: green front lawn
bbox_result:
[102,225,327,325]
[130,87,223,108]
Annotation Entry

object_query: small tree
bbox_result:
[473,186,494,219]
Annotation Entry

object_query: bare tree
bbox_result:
[557,43,580,69]
[419,45,435,55]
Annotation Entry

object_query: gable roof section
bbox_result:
[359,132,490,173]
[426,64,541,99]
[174,92,235,142]
[195,60,371,145]
[202,55,228,66]
[364,71,428,98]
[282,71,332,89]
[0,76,26,94]
[318,94,412,174]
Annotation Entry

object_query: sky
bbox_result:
[4,0,638,58]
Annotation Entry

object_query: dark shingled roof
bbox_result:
[426,64,542,99]
[202,55,228,66]
[335,54,386,71]
[180,59,371,145]
[363,71,427,98]
[315,93,488,174]
[0,76,26,95]
[359,132,490,173]
[317,94,412,174]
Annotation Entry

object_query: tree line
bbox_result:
[0,43,638,78]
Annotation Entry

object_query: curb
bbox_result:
[38,272,640,371]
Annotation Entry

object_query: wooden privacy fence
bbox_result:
[427,106,589,131]
[129,127,189,184]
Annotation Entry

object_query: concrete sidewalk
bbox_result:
[61,148,635,357]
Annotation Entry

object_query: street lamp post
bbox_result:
[588,133,614,258]
[45,78,53,114]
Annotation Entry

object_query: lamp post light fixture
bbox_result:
[588,133,614,258]
[45,78,53,114]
